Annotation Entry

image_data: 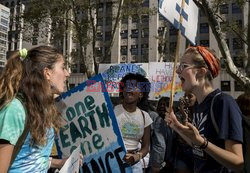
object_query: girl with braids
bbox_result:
[166,46,243,172]
[0,46,70,172]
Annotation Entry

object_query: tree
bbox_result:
[22,0,125,78]
[193,0,250,91]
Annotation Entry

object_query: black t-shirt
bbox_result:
[191,89,243,173]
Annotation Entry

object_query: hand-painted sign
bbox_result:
[148,62,183,100]
[99,63,148,93]
[159,0,198,45]
[99,63,183,101]
[56,74,132,173]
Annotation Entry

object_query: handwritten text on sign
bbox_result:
[56,74,131,173]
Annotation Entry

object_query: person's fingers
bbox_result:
[186,122,194,129]
[186,122,200,133]
[79,153,83,166]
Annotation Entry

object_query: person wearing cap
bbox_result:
[166,46,243,172]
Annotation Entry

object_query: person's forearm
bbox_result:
[50,158,67,169]
[139,145,149,158]
[204,141,243,172]
[173,127,192,146]
[151,166,161,173]
[0,144,14,173]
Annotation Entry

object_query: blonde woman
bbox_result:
[167,46,243,172]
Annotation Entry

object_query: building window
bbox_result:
[121,17,128,24]
[233,56,243,68]
[235,20,242,29]
[169,25,178,35]
[0,18,8,26]
[69,83,75,89]
[131,55,137,62]
[141,15,149,24]
[120,30,128,39]
[32,37,38,45]
[14,42,17,50]
[142,28,149,38]
[200,40,209,47]
[199,10,205,17]
[132,15,139,23]
[97,18,103,26]
[120,46,127,55]
[159,14,165,20]
[219,4,229,14]
[130,45,138,55]
[141,44,148,55]
[8,42,11,51]
[226,39,229,47]
[221,81,231,91]
[98,3,103,12]
[143,0,149,7]
[220,58,225,69]
[105,31,112,41]
[131,29,139,38]
[71,64,77,73]
[106,17,112,26]
[158,27,166,36]
[233,38,243,50]
[80,64,85,73]
[96,32,103,41]
[0,25,7,32]
[232,3,241,14]
[0,32,7,40]
[121,56,127,62]
[106,2,112,8]
[200,23,209,33]
[95,47,103,56]
[169,42,177,53]
[234,81,244,91]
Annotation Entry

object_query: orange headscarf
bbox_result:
[196,46,220,78]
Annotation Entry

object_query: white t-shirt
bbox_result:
[114,104,153,151]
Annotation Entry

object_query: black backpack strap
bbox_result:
[141,110,145,127]
[9,94,29,170]
[210,92,221,135]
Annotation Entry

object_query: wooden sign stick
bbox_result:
[168,0,186,112]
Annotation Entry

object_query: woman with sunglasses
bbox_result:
[166,46,243,172]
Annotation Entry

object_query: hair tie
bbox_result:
[19,48,28,61]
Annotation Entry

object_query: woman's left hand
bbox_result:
[124,153,139,165]
[166,111,204,146]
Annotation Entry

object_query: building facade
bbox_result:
[0,4,9,69]
[0,0,248,98]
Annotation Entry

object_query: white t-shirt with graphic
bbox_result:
[114,104,152,151]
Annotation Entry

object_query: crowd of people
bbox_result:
[0,45,249,173]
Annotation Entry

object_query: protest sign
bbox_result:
[59,146,80,173]
[148,62,183,100]
[159,0,198,45]
[56,74,132,173]
[99,63,148,93]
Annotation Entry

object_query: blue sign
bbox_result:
[56,74,132,173]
